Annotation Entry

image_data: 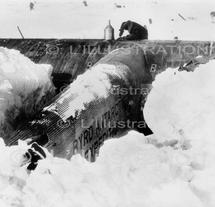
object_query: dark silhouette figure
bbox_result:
[114,3,122,8]
[83,1,88,7]
[29,2,34,11]
[118,20,148,40]
[24,143,46,171]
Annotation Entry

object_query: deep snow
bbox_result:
[0,56,215,206]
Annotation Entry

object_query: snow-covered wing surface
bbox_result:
[37,46,150,160]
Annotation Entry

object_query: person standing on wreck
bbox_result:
[118,20,148,40]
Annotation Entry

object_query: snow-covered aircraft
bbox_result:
[6,39,214,163]
[8,45,153,161]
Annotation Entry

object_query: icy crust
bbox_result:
[0,47,55,138]
[45,62,131,120]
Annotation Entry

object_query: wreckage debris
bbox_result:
[178,13,186,21]
[114,3,125,8]
[29,2,35,11]
[187,16,196,21]
[82,1,88,7]
[210,11,215,23]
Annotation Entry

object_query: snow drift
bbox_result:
[0,47,55,139]
[0,57,215,206]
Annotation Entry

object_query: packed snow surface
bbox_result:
[0,0,215,40]
[1,58,215,206]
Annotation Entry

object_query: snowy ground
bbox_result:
[0,0,215,40]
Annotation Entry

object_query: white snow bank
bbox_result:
[0,131,203,207]
[144,59,215,144]
[0,47,55,138]
[144,59,215,206]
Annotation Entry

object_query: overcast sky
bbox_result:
[0,0,215,40]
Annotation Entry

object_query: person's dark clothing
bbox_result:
[24,143,46,171]
[29,2,34,10]
[119,20,148,40]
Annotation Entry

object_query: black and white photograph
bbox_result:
[0,0,215,206]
